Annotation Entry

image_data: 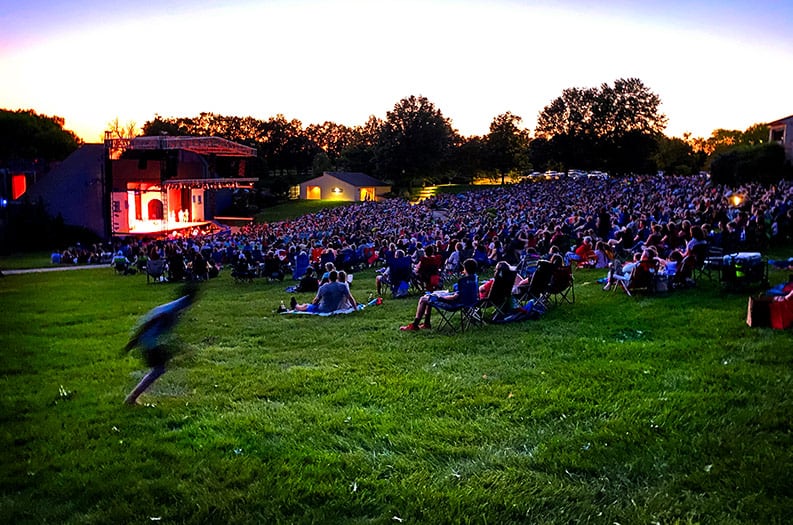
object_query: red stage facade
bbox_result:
[105,135,257,236]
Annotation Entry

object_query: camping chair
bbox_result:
[292,252,309,280]
[480,264,520,323]
[516,259,555,308]
[430,276,483,333]
[627,259,658,295]
[692,243,722,281]
[389,256,414,298]
[515,253,539,278]
[605,258,631,295]
[670,255,696,289]
[548,265,575,305]
[416,254,443,292]
[145,258,167,283]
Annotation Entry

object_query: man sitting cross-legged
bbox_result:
[293,270,357,313]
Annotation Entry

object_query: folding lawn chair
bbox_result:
[146,258,167,284]
[627,259,659,295]
[605,258,631,295]
[480,263,520,323]
[430,276,482,333]
[548,265,575,305]
[389,255,414,298]
[693,243,723,281]
[516,259,554,309]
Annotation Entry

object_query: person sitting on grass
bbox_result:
[292,270,357,313]
[400,258,479,331]
[295,267,319,293]
[336,270,357,310]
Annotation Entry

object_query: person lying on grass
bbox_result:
[123,282,200,405]
[292,270,357,313]
[400,258,479,331]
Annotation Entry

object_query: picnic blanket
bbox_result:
[281,298,381,316]
[282,305,362,316]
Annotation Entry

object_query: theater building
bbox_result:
[26,135,257,238]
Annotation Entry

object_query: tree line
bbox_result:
[2,77,790,198]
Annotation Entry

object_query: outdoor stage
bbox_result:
[120,219,217,237]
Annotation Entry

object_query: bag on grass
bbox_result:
[769,299,793,330]
[746,296,771,328]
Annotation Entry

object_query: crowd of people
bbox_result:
[55,174,793,294]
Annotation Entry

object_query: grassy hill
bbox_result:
[1,262,791,524]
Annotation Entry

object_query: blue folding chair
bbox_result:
[430,275,482,333]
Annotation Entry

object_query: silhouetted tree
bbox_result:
[0,109,80,163]
[483,112,531,184]
[375,95,456,188]
[710,143,791,185]
[533,78,666,174]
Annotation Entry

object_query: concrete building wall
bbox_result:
[769,116,793,162]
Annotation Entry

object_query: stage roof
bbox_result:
[106,136,257,158]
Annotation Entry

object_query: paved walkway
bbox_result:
[2,264,109,275]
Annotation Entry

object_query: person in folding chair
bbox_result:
[400,258,479,331]
[480,261,521,322]
[604,252,641,294]
[515,254,562,307]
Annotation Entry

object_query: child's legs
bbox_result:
[125,365,166,404]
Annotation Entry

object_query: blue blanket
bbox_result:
[281,305,364,316]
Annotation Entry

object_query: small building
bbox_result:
[769,114,793,162]
[299,172,390,202]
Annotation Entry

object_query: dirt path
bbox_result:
[2,264,109,275]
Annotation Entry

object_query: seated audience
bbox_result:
[293,270,357,313]
[400,258,479,331]
[415,244,443,291]
[573,236,597,267]
[295,267,319,293]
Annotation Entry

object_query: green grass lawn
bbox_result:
[0,251,53,270]
[1,264,792,524]
[255,200,354,223]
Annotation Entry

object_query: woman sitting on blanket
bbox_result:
[400,258,478,331]
[336,270,356,310]
[293,270,357,313]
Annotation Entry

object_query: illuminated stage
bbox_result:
[122,219,214,237]
[106,135,258,238]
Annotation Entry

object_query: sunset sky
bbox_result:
[2,0,791,143]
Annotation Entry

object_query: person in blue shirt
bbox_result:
[293,270,357,313]
[400,258,478,331]
[123,282,199,404]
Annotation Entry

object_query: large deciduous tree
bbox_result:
[339,116,382,174]
[0,109,81,163]
[375,95,456,188]
[533,78,666,174]
[484,112,531,184]
[654,135,704,176]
